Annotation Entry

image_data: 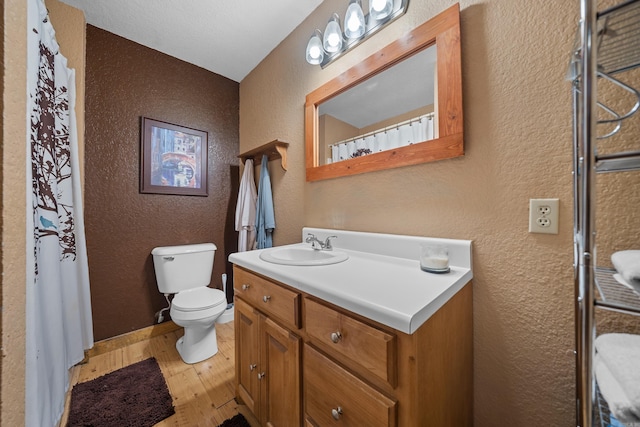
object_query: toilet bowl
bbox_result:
[151,243,227,364]
[170,286,226,364]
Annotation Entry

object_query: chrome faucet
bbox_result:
[305,233,337,251]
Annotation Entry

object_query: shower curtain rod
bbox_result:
[329,112,434,148]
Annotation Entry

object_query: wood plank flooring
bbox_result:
[60,321,260,427]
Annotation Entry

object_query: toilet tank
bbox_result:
[151,243,216,293]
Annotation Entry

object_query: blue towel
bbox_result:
[255,155,275,249]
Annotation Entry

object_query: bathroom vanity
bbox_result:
[229,228,473,427]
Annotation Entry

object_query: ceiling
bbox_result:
[59,0,324,82]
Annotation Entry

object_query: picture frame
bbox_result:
[140,117,208,196]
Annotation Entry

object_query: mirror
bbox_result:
[305,3,463,181]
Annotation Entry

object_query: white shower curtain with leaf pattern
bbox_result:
[26,0,94,425]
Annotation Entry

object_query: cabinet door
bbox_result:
[235,298,261,418]
[261,317,301,427]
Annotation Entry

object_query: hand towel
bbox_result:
[595,353,640,423]
[255,155,275,249]
[594,333,640,422]
[611,250,640,293]
[235,159,257,252]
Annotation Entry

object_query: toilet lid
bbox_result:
[172,287,226,312]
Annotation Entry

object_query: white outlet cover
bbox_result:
[529,198,559,234]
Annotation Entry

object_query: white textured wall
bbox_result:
[240,1,586,425]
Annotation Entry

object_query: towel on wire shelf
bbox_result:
[594,333,640,423]
[613,273,640,297]
[255,154,275,249]
[235,158,257,252]
[595,354,640,424]
[612,250,640,294]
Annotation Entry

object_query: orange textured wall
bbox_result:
[2,1,28,424]
[239,1,589,425]
[47,0,86,186]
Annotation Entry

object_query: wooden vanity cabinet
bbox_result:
[233,265,473,427]
[234,271,302,427]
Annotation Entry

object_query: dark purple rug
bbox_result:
[67,357,175,427]
[219,413,251,427]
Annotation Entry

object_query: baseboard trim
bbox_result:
[87,321,182,358]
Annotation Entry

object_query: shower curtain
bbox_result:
[26,0,94,425]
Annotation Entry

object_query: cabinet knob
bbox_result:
[258,372,266,380]
[242,284,250,290]
[249,364,256,371]
[330,331,342,343]
[263,295,271,303]
[331,406,343,420]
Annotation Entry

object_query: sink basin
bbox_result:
[259,246,349,266]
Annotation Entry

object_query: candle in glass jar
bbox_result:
[420,245,449,272]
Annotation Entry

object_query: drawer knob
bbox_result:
[263,295,271,303]
[249,364,256,371]
[242,284,250,290]
[330,331,342,343]
[331,406,343,420]
[258,372,266,380]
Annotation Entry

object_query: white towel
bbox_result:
[614,273,640,296]
[235,159,257,252]
[595,353,640,423]
[594,333,640,423]
[612,250,640,293]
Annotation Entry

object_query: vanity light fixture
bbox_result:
[305,0,409,68]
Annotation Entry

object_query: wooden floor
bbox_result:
[60,321,259,427]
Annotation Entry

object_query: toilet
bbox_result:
[151,243,227,364]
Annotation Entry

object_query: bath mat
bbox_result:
[219,413,251,427]
[67,357,175,427]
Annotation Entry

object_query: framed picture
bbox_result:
[140,117,208,196]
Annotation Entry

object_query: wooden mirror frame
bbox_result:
[305,3,463,182]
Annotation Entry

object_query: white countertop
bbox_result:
[228,227,473,334]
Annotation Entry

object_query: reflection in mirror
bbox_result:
[305,3,463,182]
[317,45,437,165]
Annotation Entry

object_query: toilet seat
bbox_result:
[172,287,226,312]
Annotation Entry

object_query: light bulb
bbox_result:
[309,45,322,59]
[327,32,340,48]
[344,0,365,39]
[323,15,343,53]
[370,0,393,20]
[306,30,325,65]
[371,0,386,12]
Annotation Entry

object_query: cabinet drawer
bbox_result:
[304,297,396,387]
[304,344,397,427]
[234,266,301,328]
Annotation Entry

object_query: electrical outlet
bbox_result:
[529,198,559,234]
[538,205,551,216]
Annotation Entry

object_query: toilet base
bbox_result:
[175,322,219,364]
